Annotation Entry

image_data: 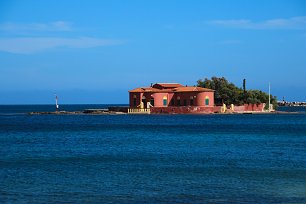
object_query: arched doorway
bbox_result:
[190,96,194,106]
[150,98,154,107]
[133,95,137,106]
[163,96,168,106]
[205,96,209,106]
[177,96,181,106]
[142,96,146,106]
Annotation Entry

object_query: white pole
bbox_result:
[55,94,59,111]
[268,82,271,112]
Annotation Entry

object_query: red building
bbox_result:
[128,83,215,114]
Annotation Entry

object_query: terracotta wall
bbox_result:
[234,103,265,112]
[150,106,216,114]
[150,93,170,107]
[170,92,195,106]
[213,106,222,113]
[168,91,214,107]
[233,105,245,112]
[249,103,265,111]
[130,92,169,108]
[196,92,214,107]
[150,104,265,114]
[130,91,215,108]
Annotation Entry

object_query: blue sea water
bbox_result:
[0,105,306,203]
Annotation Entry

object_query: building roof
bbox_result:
[173,86,214,92]
[129,83,214,93]
[129,87,171,93]
[129,88,146,93]
[152,83,183,89]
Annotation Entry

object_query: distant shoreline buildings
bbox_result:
[278,101,306,107]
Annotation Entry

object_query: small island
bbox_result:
[29,77,287,115]
[127,77,277,114]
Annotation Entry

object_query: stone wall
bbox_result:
[150,106,216,114]
[150,103,265,114]
[233,103,265,112]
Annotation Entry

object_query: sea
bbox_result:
[0,105,306,203]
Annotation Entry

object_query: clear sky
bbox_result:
[0,0,305,104]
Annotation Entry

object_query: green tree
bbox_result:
[197,76,277,109]
[197,77,244,105]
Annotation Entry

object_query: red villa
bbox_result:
[128,83,215,114]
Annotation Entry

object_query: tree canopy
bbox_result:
[197,76,277,109]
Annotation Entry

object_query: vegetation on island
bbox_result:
[197,77,277,109]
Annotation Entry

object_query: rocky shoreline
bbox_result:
[28,109,298,115]
[28,109,127,115]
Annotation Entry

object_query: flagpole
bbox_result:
[268,82,271,112]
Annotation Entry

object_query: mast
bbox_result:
[268,82,271,112]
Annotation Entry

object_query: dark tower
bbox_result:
[243,79,246,103]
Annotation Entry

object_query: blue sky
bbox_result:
[0,0,306,104]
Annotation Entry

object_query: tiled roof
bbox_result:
[129,88,146,93]
[129,87,168,93]
[153,83,183,88]
[129,85,214,93]
[173,86,214,92]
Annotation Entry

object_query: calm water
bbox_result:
[0,105,306,203]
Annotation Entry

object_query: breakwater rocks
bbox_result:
[28,108,127,115]
[29,111,82,115]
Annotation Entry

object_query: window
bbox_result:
[163,96,168,106]
[177,99,180,106]
[184,99,187,106]
[205,97,209,106]
[150,98,154,106]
